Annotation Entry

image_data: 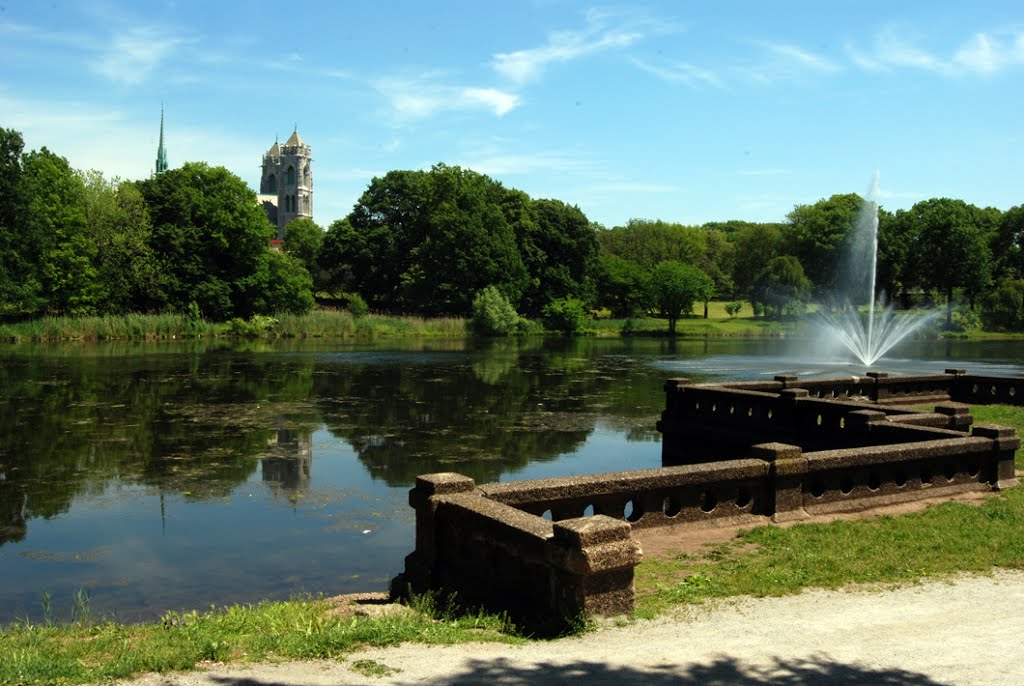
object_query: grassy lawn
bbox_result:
[1,401,1022,684]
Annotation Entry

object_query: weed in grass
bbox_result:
[350,658,401,678]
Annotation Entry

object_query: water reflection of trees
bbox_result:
[314,338,664,486]
[0,344,319,545]
[0,338,667,545]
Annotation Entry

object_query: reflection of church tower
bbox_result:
[258,128,312,239]
[154,106,168,175]
[262,429,313,492]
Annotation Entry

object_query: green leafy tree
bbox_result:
[783,193,862,295]
[596,219,705,269]
[752,255,812,319]
[541,296,588,334]
[21,148,100,315]
[647,261,714,334]
[0,128,30,313]
[731,223,783,300]
[80,171,160,313]
[317,218,356,296]
[980,278,1024,331]
[992,205,1023,281]
[905,198,992,327]
[594,253,649,318]
[282,217,324,287]
[137,162,278,319]
[342,164,529,315]
[240,250,315,316]
[518,198,597,316]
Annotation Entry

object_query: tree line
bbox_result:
[2,125,1023,331]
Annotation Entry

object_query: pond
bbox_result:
[1,335,1021,623]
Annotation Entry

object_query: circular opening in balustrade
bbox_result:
[967,460,980,478]
[735,488,752,509]
[662,496,682,517]
[624,499,644,522]
[991,385,998,396]
[729,404,735,415]
[541,509,553,521]
[920,468,933,485]
[816,414,823,426]
[711,403,717,413]
[1010,387,1017,397]
[943,463,957,482]
[840,476,854,495]
[809,479,825,498]
[695,401,700,411]
[840,417,845,429]
[699,491,717,513]
[583,504,595,517]
[972,384,979,394]
[867,472,881,491]
[747,407,753,417]
[894,471,908,487]
[767,409,774,420]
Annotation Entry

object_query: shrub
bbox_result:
[471,286,520,336]
[725,301,743,318]
[346,293,369,316]
[541,297,588,335]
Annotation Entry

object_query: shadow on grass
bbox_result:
[210,653,949,685]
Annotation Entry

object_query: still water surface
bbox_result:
[1,336,1021,623]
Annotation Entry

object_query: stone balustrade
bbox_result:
[396,371,1021,628]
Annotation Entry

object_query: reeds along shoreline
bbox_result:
[0,311,471,342]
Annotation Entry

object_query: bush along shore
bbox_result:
[1,404,1022,685]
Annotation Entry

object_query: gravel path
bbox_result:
[122,570,1024,686]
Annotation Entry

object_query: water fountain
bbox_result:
[814,172,938,367]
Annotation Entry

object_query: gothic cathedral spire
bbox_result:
[155,105,168,175]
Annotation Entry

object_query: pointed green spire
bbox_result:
[155,105,168,175]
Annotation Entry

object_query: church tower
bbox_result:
[259,128,312,238]
[155,106,168,175]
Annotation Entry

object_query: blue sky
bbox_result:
[2,1,1023,229]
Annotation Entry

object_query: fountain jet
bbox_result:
[815,172,937,367]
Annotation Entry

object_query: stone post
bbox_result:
[753,442,808,523]
[971,425,1021,491]
[396,472,476,597]
[933,402,973,433]
[547,515,642,618]
[867,371,890,403]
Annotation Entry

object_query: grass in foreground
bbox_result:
[0,594,519,686]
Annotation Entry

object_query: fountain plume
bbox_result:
[815,172,938,367]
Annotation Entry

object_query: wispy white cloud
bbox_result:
[848,26,1024,76]
[629,57,724,89]
[373,76,521,120]
[91,25,188,85]
[492,9,667,85]
[739,40,841,84]
[455,150,598,177]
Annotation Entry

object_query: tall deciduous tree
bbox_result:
[21,148,100,315]
[0,128,28,313]
[518,198,597,316]
[783,193,862,295]
[647,260,714,335]
[338,164,530,315]
[905,197,992,327]
[752,255,812,319]
[731,223,783,299]
[137,162,281,319]
[596,219,705,269]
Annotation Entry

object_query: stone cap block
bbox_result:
[933,402,971,417]
[945,368,967,375]
[866,371,890,379]
[780,388,809,399]
[972,424,1017,439]
[415,473,477,495]
[664,378,692,392]
[553,515,632,547]
[751,442,802,461]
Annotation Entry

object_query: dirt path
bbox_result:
[122,570,1024,686]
